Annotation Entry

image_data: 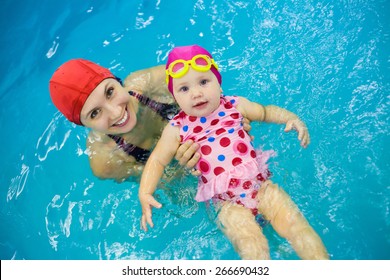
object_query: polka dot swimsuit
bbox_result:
[170,96,272,215]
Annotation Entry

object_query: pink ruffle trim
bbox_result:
[195,149,275,202]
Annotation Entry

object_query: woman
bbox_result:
[49,59,204,181]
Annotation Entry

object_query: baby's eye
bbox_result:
[179,86,189,92]
[200,79,209,85]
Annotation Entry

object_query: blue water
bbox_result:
[1,0,389,260]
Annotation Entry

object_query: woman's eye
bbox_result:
[90,109,100,119]
[106,87,114,98]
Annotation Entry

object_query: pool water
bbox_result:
[1,0,389,260]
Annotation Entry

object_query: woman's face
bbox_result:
[80,78,137,134]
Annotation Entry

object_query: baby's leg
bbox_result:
[217,202,270,260]
[257,180,329,259]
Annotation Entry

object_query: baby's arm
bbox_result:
[139,124,181,231]
[237,97,310,148]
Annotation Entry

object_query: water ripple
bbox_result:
[45,37,60,59]
[35,113,72,162]
[7,164,29,202]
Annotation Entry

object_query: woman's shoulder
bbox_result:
[123,65,174,103]
[86,131,136,179]
[86,131,117,154]
[87,130,113,143]
[123,64,165,82]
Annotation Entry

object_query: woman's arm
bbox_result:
[237,97,310,148]
[139,124,181,231]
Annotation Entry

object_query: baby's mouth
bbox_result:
[193,101,208,108]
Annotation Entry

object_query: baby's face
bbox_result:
[172,68,222,117]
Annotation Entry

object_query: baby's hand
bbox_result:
[139,193,162,231]
[284,119,310,148]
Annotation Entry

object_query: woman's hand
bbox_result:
[175,140,201,176]
[242,117,254,140]
[140,193,162,231]
[284,119,311,148]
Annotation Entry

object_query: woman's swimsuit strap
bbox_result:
[128,90,179,121]
[107,134,150,163]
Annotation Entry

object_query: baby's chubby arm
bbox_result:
[237,97,310,148]
[139,124,181,231]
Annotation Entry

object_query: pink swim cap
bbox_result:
[49,59,115,125]
[166,45,222,94]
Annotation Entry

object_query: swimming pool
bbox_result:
[1,0,389,260]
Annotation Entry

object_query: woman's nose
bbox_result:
[107,103,121,119]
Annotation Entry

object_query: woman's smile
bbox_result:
[113,108,130,127]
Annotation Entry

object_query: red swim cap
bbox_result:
[49,59,115,125]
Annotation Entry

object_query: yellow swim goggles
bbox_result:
[165,54,219,84]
